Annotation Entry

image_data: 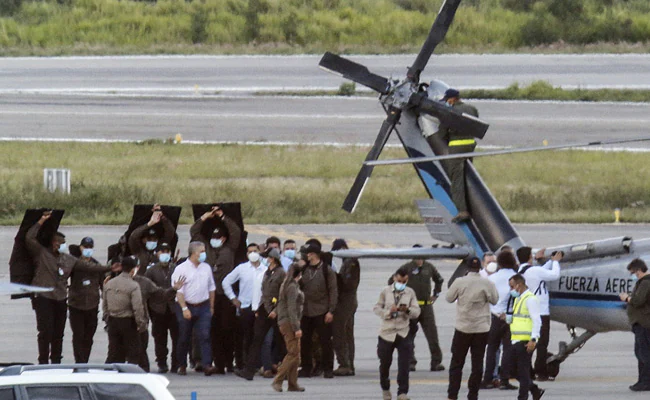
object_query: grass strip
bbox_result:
[257,81,650,103]
[0,141,649,225]
[464,81,650,103]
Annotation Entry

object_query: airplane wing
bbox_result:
[331,246,472,259]
[0,282,52,296]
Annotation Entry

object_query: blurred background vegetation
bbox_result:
[2,0,650,55]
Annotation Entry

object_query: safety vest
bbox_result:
[510,291,536,342]
[448,139,476,146]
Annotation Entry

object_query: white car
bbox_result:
[0,364,175,400]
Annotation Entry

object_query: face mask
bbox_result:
[261,257,269,267]
[510,289,521,298]
[248,252,260,263]
[82,248,94,258]
[198,252,207,263]
[146,241,158,251]
[159,253,171,263]
[394,282,407,292]
[210,238,222,248]
[58,243,68,254]
[284,249,296,260]
[631,273,638,282]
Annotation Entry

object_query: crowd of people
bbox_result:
[376,246,564,400]
[22,206,362,392]
[19,205,650,398]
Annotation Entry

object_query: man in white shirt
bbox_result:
[479,252,496,279]
[222,243,268,367]
[508,274,545,400]
[481,251,518,390]
[172,241,216,376]
[516,247,563,381]
[281,239,297,271]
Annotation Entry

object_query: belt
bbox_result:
[186,300,209,307]
[448,139,476,146]
[417,300,432,306]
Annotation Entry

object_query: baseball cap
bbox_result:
[442,88,460,100]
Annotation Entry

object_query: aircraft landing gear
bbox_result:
[546,326,597,378]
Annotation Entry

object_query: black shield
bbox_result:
[9,209,65,298]
[124,205,182,255]
[192,203,248,265]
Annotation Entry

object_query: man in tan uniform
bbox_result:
[103,256,148,365]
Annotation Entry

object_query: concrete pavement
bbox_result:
[0,223,646,399]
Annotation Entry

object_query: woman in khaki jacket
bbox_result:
[272,263,306,393]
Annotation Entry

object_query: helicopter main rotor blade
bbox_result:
[319,52,390,94]
[364,136,650,166]
[411,93,489,139]
[407,0,462,83]
[342,108,401,213]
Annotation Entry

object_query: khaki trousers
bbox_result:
[274,321,301,390]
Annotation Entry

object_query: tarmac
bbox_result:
[0,223,646,399]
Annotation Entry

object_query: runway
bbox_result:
[2,54,650,148]
[3,54,650,92]
[0,223,647,399]
[2,94,650,148]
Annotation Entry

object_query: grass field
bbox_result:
[1,141,649,225]
[2,0,650,56]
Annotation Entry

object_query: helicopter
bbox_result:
[320,0,649,378]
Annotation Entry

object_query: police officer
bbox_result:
[507,274,545,400]
[68,237,104,363]
[190,206,241,373]
[145,243,180,373]
[131,258,185,372]
[332,239,360,377]
[26,212,110,365]
[299,241,338,379]
[129,206,175,275]
[438,88,480,224]
[103,256,147,365]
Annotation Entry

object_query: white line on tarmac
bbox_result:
[0,110,379,120]
[0,137,648,153]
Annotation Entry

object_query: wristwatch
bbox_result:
[531,338,537,343]
[182,307,189,311]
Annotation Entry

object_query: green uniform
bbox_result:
[398,260,445,369]
[439,100,479,213]
[333,258,361,372]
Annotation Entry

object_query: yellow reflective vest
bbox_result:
[510,291,536,342]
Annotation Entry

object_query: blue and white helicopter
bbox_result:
[321,0,649,378]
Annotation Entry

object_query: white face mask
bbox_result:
[58,243,68,254]
[248,252,260,263]
[210,238,223,248]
